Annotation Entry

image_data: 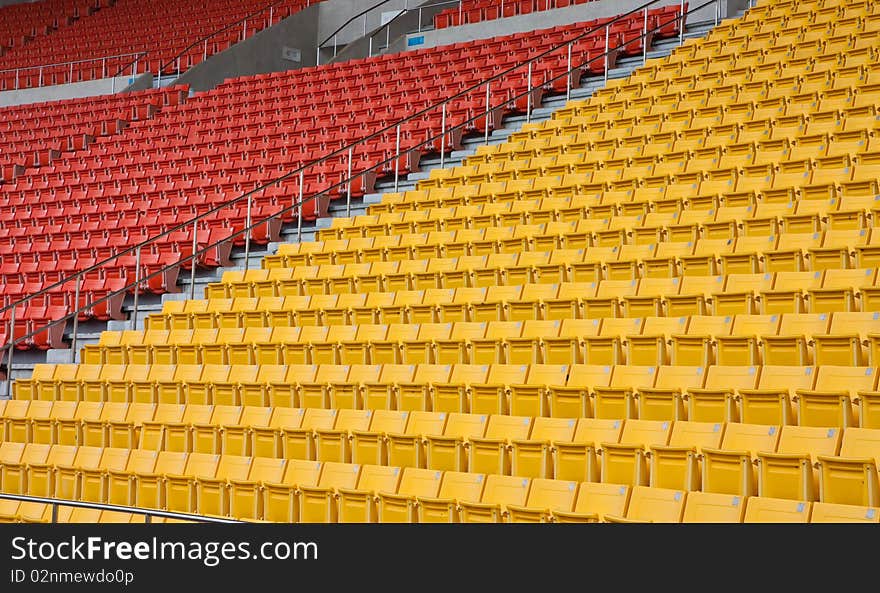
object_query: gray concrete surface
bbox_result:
[0,72,150,107]
[404,0,748,50]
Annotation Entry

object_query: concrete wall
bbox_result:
[175,0,435,92]
[405,0,747,50]
[317,0,417,48]
[174,3,321,93]
[330,0,444,64]
[0,72,151,107]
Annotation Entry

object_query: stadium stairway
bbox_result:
[6,14,726,393]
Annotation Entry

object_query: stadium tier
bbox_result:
[0,9,678,351]
[0,0,101,53]
[433,0,684,34]
[0,0,310,90]
[5,0,880,524]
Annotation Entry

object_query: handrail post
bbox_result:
[346,147,353,218]
[242,18,247,41]
[566,41,572,103]
[69,61,73,84]
[268,6,273,28]
[14,69,18,90]
[603,23,610,86]
[642,6,649,66]
[51,502,58,524]
[203,39,208,61]
[393,124,401,193]
[386,23,390,50]
[38,66,42,87]
[131,245,141,330]
[363,13,367,36]
[102,58,106,78]
[333,34,337,58]
[418,7,422,33]
[244,193,252,273]
[369,37,373,57]
[189,221,198,300]
[297,170,304,243]
[714,0,719,26]
[679,0,685,45]
[526,62,532,124]
[439,101,446,169]
[484,82,491,145]
[70,280,80,362]
[6,305,14,396]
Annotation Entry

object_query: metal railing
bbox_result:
[1,0,723,397]
[155,0,311,86]
[0,51,146,91]
[365,0,460,58]
[0,492,243,523]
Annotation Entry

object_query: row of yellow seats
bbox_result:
[591,61,880,106]
[0,501,191,523]
[373,178,879,215]
[274,224,880,269]
[0,442,790,523]
[526,103,880,143]
[651,29,876,71]
[0,399,875,504]
[300,226,880,271]
[620,48,878,100]
[194,265,880,313]
[317,206,880,250]
[14,362,880,428]
[510,106,880,150]
[98,311,880,370]
[745,0,873,21]
[444,145,879,186]
[156,274,880,333]
[413,163,876,207]
[0,437,877,521]
[94,310,880,368]
[471,120,880,167]
[3,394,880,495]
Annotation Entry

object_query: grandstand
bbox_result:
[0,0,878,525]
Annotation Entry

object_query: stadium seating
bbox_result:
[0,12,678,351]
[6,0,880,523]
[0,0,311,90]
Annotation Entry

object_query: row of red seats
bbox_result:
[0,0,101,52]
[435,0,594,29]
[0,87,184,180]
[0,0,312,89]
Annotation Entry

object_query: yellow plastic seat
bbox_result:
[605,485,685,523]
[551,482,630,523]
[601,419,672,487]
[424,411,488,472]
[702,423,781,497]
[743,496,811,523]
[377,467,443,523]
[416,470,486,523]
[681,491,746,523]
[757,425,842,502]
[458,474,531,523]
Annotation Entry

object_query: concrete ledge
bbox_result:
[0,72,152,108]
[403,0,746,51]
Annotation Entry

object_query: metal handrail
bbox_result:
[2,0,716,388]
[155,0,307,84]
[364,0,461,57]
[0,51,147,90]
[0,52,146,76]
[0,492,244,523]
[316,0,396,63]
